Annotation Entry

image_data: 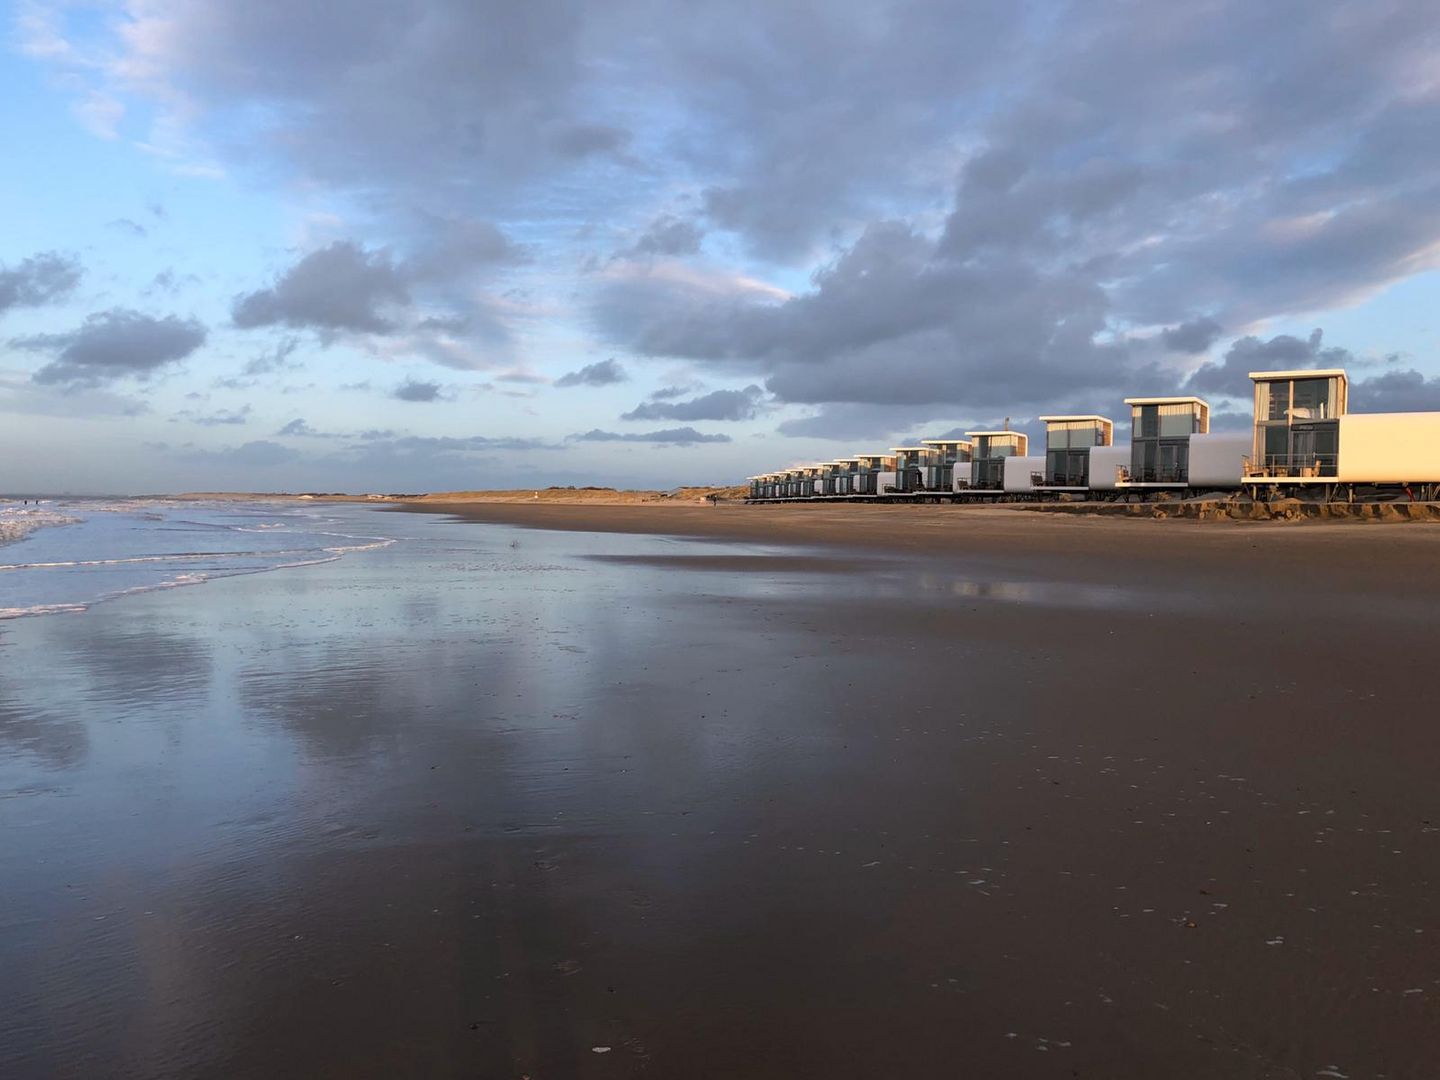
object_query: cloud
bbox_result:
[621,385,764,422]
[146,268,200,296]
[243,336,302,375]
[0,252,82,317]
[233,241,409,334]
[183,405,251,426]
[1161,317,1223,354]
[1186,329,1354,400]
[648,383,702,401]
[0,370,149,419]
[182,440,300,467]
[406,214,527,280]
[1351,370,1440,414]
[555,358,626,387]
[552,123,632,160]
[572,426,731,445]
[618,215,704,259]
[776,403,967,441]
[277,418,320,436]
[495,369,549,384]
[14,309,207,387]
[595,221,1148,412]
[350,433,556,455]
[105,217,148,238]
[392,378,445,402]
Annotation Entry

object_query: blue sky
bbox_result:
[2,0,1438,493]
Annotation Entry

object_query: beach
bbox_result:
[3,501,1439,1078]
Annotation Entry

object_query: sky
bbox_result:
[2,0,1439,494]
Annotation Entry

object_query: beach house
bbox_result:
[964,431,1029,492]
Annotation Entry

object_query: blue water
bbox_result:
[0,499,396,619]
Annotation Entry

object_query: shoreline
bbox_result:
[391,499,1440,590]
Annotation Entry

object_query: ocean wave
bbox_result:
[0,502,403,621]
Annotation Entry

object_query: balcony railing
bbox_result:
[1116,464,1187,484]
[1243,454,1339,479]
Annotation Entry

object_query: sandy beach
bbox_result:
[3,502,1439,1078]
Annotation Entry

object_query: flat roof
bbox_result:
[1248,369,1348,381]
[920,438,972,445]
[1122,395,1209,407]
[966,430,1026,438]
[1037,415,1113,424]
[889,446,929,452]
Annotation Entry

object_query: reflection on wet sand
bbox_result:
[3,507,1440,1078]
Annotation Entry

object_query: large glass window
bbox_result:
[1262,382,1289,421]
[1291,379,1333,420]
[1263,424,1288,462]
[1136,405,1159,438]
[1158,404,1197,436]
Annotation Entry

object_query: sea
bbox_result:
[0,497,396,620]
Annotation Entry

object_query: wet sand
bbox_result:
[3,504,1439,1077]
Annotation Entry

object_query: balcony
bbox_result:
[1116,464,1187,485]
[1243,454,1339,479]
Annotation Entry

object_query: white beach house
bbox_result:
[1244,369,1440,496]
[1035,415,1115,491]
[964,431,1030,492]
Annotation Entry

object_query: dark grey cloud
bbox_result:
[555,358,626,387]
[392,378,445,402]
[406,214,527,280]
[14,308,207,387]
[1208,409,1254,433]
[495,369,549,385]
[776,403,965,441]
[1161,317,1223,354]
[572,427,731,445]
[1186,330,1354,400]
[0,252,82,317]
[621,385,764,422]
[1350,370,1440,413]
[595,221,1153,413]
[552,123,633,160]
[233,241,409,334]
[648,383,702,401]
[619,215,704,259]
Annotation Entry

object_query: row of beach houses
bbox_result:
[749,368,1440,502]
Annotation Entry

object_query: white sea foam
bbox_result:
[0,507,82,547]
[0,501,400,620]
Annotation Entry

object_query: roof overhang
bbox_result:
[1248,369,1348,381]
[1122,396,1209,407]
